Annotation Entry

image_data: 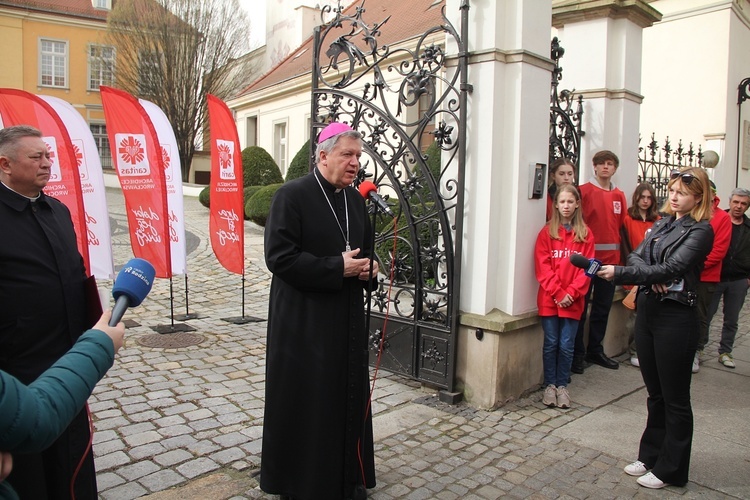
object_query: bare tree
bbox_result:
[106,0,255,182]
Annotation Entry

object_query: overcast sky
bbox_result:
[239,0,267,49]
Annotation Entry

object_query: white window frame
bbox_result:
[274,120,288,173]
[87,44,115,91]
[92,0,112,9]
[39,38,68,89]
[89,122,112,169]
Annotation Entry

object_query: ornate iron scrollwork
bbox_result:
[549,37,584,174]
[311,1,467,391]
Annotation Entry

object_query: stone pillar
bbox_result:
[552,0,661,197]
[443,1,661,409]
[445,0,554,408]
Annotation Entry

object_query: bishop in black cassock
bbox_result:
[260,123,378,500]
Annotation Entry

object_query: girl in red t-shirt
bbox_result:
[535,184,594,408]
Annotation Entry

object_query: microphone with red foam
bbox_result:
[109,258,156,326]
[358,180,395,217]
[570,253,602,278]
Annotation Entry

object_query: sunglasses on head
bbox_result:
[670,170,695,185]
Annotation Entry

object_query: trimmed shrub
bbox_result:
[242,146,283,187]
[198,186,210,207]
[245,183,283,226]
[286,139,313,182]
[241,185,263,219]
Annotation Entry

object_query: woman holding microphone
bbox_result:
[596,167,714,489]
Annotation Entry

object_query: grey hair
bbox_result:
[0,125,43,159]
[315,129,363,162]
[730,187,750,199]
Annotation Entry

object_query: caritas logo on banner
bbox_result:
[115,133,150,176]
[217,139,236,180]
[72,139,89,181]
[42,136,61,182]
[161,144,173,182]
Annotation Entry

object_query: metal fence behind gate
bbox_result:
[638,133,704,205]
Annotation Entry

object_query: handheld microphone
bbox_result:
[109,258,156,326]
[570,253,602,278]
[358,180,395,217]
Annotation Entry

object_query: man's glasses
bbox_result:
[670,170,695,185]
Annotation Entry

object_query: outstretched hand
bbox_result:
[93,310,126,354]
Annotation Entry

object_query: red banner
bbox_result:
[100,86,171,278]
[207,94,244,275]
[0,88,91,274]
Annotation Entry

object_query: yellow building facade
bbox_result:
[0,0,115,166]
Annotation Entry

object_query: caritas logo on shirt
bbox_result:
[613,201,622,214]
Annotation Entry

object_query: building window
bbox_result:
[246,116,257,147]
[90,123,112,169]
[274,122,287,173]
[88,45,115,91]
[92,0,111,9]
[39,39,68,88]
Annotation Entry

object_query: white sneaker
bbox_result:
[556,386,570,409]
[630,355,640,367]
[637,471,669,489]
[624,460,648,477]
[542,384,557,407]
[691,352,700,373]
[719,353,736,368]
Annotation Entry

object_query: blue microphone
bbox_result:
[570,253,602,278]
[109,258,156,326]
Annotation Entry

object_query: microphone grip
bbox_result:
[109,296,130,326]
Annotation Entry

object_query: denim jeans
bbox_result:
[707,279,749,354]
[541,316,579,387]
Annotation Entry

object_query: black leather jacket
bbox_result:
[614,215,714,307]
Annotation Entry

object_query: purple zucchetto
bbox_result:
[317,122,353,144]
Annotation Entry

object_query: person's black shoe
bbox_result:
[571,355,586,374]
[586,352,619,369]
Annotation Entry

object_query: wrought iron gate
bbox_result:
[310,1,468,395]
[549,37,584,175]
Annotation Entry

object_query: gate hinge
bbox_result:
[461,83,473,93]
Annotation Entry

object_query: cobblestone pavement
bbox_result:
[89,188,749,499]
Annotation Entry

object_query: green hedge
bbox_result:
[198,186,210,207]
[242,146,283,187]
[245,183,283,226]
[286,139,312,182]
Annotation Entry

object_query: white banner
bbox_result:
[139,99,187,275]
[39,95,115,279]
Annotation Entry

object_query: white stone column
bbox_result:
[552,1,661,198]
[445,0,554,407]
[446,0,554,318]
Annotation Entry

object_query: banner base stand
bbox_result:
[174,313,202,321]
[221,316,265,325]
[123,319,141,329]
[152,323,197,334]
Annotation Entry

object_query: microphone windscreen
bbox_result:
[112,258,156,307]
[569,253,591,270]
[358,180,377,199]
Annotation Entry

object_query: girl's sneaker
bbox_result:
[624,460,648,476]
[543,384,557,407]
[556,386,570,409]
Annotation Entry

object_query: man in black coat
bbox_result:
[0,125,97,498]
[260,122,379,499]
